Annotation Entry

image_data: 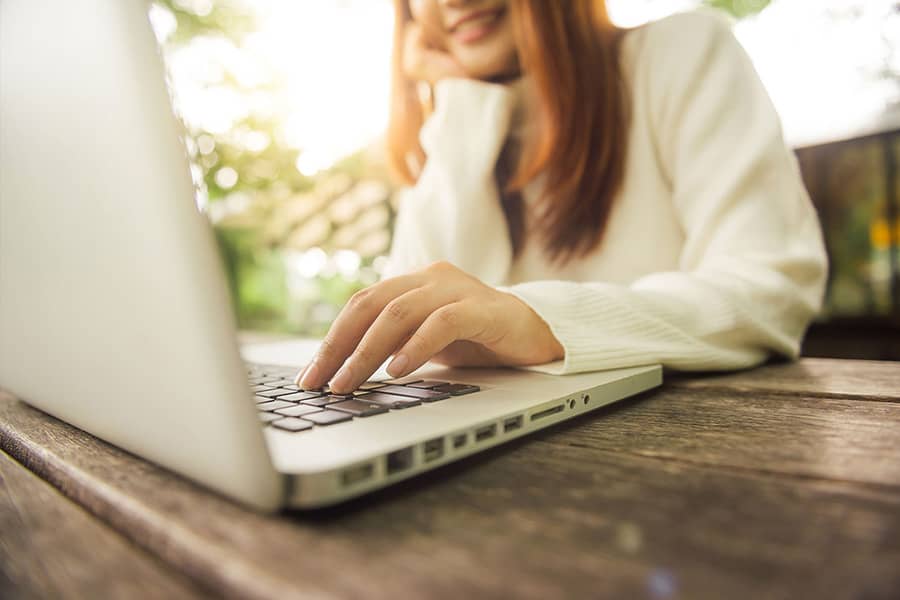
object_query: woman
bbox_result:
[297,0,827,394]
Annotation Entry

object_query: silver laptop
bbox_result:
[0,0,661,510]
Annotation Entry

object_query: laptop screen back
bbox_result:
[0,0,282,510]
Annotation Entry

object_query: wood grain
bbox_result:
[0,450,204,599]
[666,357,899,402]
[571,386,900,487]
[3,364,900,600]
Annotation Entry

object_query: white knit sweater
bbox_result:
[383,11,828,375]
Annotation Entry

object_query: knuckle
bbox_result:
[406,332,431,357]
[426,260,453,275]
[384,299,410,323]
[352,345,377,365]
[437,305,460,329]
[347,288,373,312]
[316,337,339,360]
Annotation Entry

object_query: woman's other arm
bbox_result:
[382,77,517,284]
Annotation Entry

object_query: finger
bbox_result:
[432,340,504,368]
[403,21,465,85]
[387,300,490,378]
[328,284,455,393]
[421,49,466,84]
[404,20,424,46]
[296,273,424,389]
[402,23,427,79]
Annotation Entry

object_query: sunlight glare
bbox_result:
[606,0,697,27]
[164,0,892,173]
[252,0,394,176]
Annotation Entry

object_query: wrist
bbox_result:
[497,289,565,365]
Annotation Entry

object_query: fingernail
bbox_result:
[298,359,319,389]
[330,362,353,393]
[387,353,409,378]
[294,363,310,385]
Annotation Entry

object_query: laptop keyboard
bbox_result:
[247,363,480,433]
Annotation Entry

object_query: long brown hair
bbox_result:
[388,0,629,264]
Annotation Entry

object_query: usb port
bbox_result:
[423,438,444,463]
[503,415,523,433]
[386,447,413,475]
[475,424,496,442]
[452,433,468,449]
[340,463,374,487]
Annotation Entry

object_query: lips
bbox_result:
[448,7,505,44]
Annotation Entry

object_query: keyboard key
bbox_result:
[328,399,390,417]
[299,382,337,393]
[376,385,450,402]
[252,385,276,393]
[257,400,296,412]
[271,417,314,432]
[358,381,387,390]
[256,388,300,399]
[433,383,480,396]
[336,392,370,400]
[259,412,281,423]
[256,395,291,404]
[407,380,450,389]
[264,379,298,387]
[300,395,347,407]
[253,396,277,406]
[301,410,353,426]
[383,378,423,386]
[262,370,298,380]
[280,391,327,402]
[357,392,422,409]
[275,404,323,418]
[249,376,281,384]
[263,372,293,380]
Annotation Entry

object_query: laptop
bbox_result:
[0,0,662,510]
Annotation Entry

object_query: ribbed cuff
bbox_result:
[498,279,765,374]
[499,281,660,375]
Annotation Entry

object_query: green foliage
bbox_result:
[703,0,771,19]
[157,0,256,45]
[151,0,394,334]
[215,226,288,329]
[197,116,313,203]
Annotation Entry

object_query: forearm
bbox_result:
[500,244,826,375]
[382,79,518,284]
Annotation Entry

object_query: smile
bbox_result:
[449,8,505,44]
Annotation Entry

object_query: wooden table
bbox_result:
[2,358,899,599]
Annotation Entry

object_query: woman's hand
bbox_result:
[403,22,467,85]
[296,261,564,394]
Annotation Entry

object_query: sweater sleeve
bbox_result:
[381,78,517,284]
[500,12,828,374]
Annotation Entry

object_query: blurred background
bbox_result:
[149,0,900,359]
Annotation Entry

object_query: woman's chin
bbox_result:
[454,54,520,83]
